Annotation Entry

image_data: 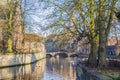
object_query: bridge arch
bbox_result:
[54,52,68,58]
[46,54,52,58]
[70,54,78,57]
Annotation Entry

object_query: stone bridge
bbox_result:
[46,52,75,58]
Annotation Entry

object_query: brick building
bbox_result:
[107,38,120,55]
[24,33,44,53]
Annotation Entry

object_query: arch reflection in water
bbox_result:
[0,59,46,80]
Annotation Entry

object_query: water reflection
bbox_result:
[0,59,45,80]
[0,58,78,80]
[42,58,77,80]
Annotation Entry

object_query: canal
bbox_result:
[0,57,80,80]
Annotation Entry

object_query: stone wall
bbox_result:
[24,33,45,53]
[0,52,46,67]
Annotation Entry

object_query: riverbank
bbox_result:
[76,63,120,80]
[0,53,46,68]
[76,64,113,80]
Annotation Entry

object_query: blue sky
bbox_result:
[24,0,54,36]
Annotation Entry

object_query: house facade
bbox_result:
[77,38,120,55]
[107,38,120,55]
[24,34,45,53]
[45,34,79,52]
[45,39,59,52]
[76,37,90,54]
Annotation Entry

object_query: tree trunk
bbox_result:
[98,31,107,68]
[98,12,107,68]
[97,0,117,68]
[88,40,98,67]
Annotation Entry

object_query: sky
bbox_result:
[24,0,54,36]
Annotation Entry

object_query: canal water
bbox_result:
[0,58,79,80]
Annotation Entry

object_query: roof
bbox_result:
[46,34,59,40]
[24,33,43,42]
[107,38,120,46]
[46,31,74,40]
